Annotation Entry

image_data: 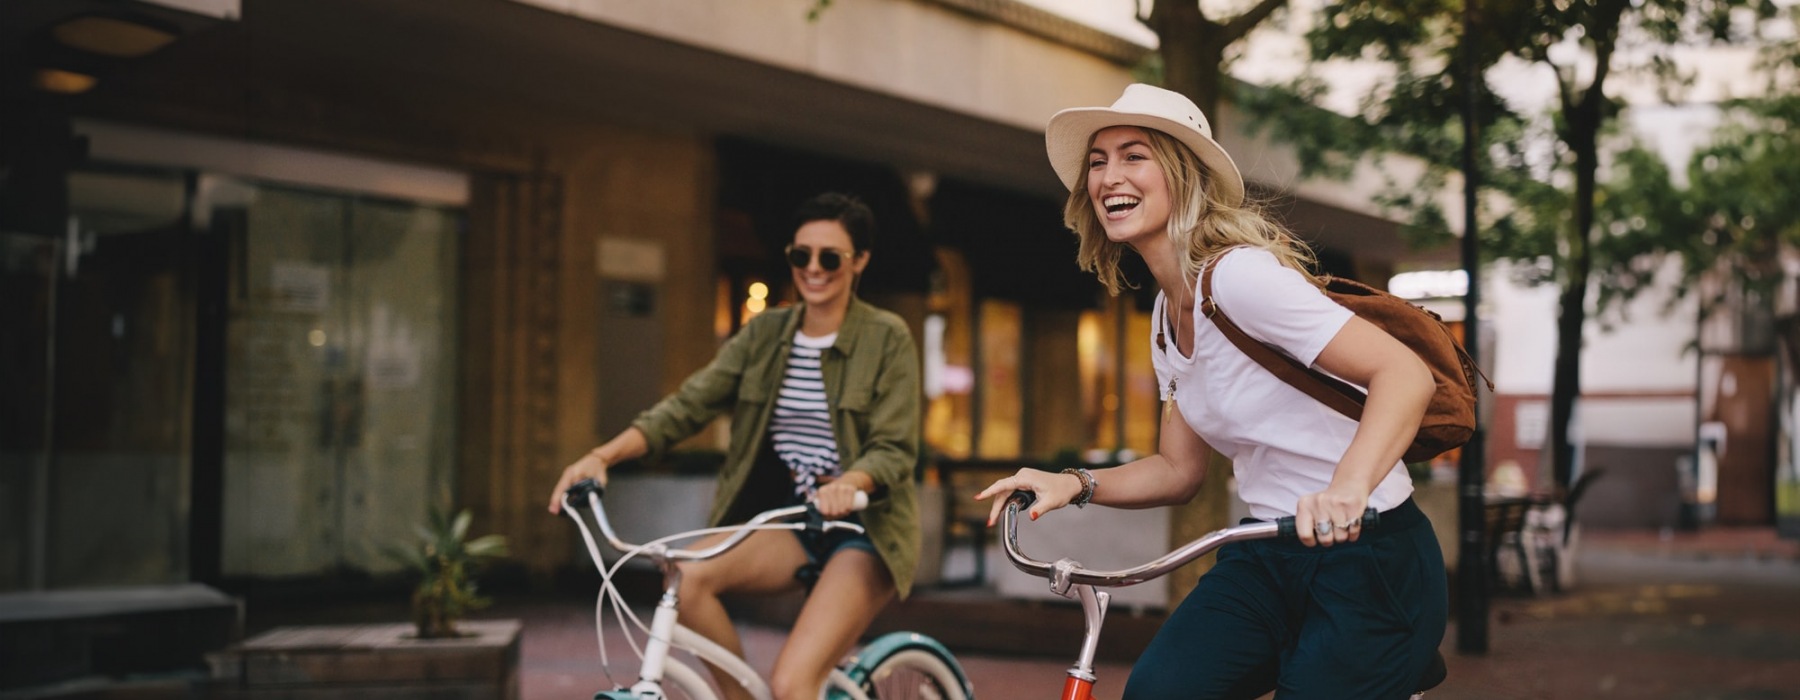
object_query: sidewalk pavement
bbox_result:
[239,526,1800,700]
[1425,527,1800,699]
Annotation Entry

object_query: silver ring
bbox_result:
[1314,520,1333,536]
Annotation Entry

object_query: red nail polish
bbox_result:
[1030,512,1038,521]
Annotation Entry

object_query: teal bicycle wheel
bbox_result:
[840,632,972,700]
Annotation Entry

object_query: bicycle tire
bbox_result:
[860,648,969,700]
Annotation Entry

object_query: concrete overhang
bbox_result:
[3,0,1460,268]
[258,0,1085,199]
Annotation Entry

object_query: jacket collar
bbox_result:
[776,297,870,356]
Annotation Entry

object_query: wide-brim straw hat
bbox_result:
[1045,83,1245,207]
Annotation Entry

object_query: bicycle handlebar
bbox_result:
[999,490,1377,590]
[562,478,867,564]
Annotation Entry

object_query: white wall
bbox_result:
[1491,259,1698,447]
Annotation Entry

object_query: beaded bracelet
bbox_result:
[1061,467,1096,508]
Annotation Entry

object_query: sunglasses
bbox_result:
[784,245,853,272]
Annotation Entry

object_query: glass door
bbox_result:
[219,181,460,578]
[0,168,198,591]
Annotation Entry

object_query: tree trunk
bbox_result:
[1549,102,1602,495]
[1151,1,1227,119]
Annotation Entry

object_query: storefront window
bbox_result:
[220,182,462,578]
[0,168,196,590]
[976,299,1024,458]
[924,249,974,459]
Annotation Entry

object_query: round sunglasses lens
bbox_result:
[817,250,842,271]
[786,248,811,268]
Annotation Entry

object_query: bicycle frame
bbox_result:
[562,481,882,700]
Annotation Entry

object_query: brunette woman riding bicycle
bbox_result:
[977,84,1449,699]
[550,193,923,700]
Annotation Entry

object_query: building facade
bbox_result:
[0,0,1447,593]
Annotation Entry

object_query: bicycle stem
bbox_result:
[1068,583,1107,684]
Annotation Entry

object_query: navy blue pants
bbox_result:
[1123,499,1448,700]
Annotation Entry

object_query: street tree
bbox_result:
[1245,0,1779,494]
[1138,0,1290,117]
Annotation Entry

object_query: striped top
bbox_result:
[771,331,840,500]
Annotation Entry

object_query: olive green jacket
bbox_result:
[630,299,924,598]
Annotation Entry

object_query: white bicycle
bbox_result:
[560,478,974,700]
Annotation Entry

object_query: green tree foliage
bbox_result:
[1682,94,1800,312]
[1242,0,1779,492]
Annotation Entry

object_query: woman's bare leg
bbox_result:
[767,549,896,700]
[675,529,808,700]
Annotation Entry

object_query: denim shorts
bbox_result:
[792,514,878,588]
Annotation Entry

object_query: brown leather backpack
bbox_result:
[1199,255,1490,464]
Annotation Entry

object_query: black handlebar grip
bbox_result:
[566,478,605,508]
[1007,489,1037,512]
[1276,507,1379,539]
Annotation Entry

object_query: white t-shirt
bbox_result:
[1151,247,1414,520]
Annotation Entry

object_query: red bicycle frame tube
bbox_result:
[1060,675,1094,700]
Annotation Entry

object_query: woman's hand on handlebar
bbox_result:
[1294,486,1369,547]
[548,451,609,515]
[975,468,1084,527]
[814,472,874,519]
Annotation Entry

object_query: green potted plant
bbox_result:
[385,507,509,639]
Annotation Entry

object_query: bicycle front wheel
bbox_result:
[861,648,968,700]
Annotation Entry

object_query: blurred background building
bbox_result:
[9,0,1794,650]
[8,2,1798,694]
[2,0,1457,596]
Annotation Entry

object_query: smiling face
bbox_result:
[789,219,868,311]
[1085,126,1174,248]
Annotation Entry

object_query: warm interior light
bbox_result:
[748,282,768,300]
[34,68,97,94]
[53,16,177,58]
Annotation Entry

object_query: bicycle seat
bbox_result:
[1416,650,1447,692]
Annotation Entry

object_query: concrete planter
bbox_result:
[209,619,520,700]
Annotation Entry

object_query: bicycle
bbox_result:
[996,491,1447,700]
[560,478,975,700]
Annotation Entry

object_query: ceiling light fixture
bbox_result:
[34,68,98,94]
[52,15,178,58]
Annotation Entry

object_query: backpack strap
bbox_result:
[1199,253,1368,421]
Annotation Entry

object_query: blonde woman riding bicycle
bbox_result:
[978,84,1449,699]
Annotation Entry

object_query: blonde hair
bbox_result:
[1063,127,1317,295]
